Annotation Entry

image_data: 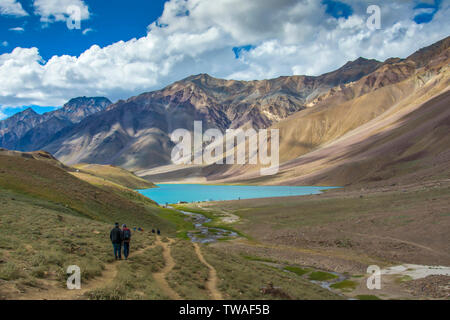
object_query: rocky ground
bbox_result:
[401,275,450,299]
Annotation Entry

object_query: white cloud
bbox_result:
[33,0,90,23]
[9,26,25,32]
[0,0,449,108]
[0,0,28,17]
[82,28,93,35]
[1,41,8,47]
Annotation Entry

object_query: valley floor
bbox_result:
[0,150,448,300]
[183,179,450,300]
[0,189,339,300]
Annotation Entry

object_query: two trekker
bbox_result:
[109,223,132,260]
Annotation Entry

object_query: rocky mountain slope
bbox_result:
[33,56,384,170]
[1,36,449,186]
[138,36,449,185]
[0,108,43,149]
[0,97,111,151]
[181,36,450,185]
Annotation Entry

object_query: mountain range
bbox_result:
[0,97,111,151]
[1,36,449,186]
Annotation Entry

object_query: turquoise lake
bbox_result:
[137,184,339,205]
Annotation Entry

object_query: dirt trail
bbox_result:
[193,242,223,300]
[12,238,218,300]
[153,237,181,300]
[14,243,155,300]
[15,263,119,300]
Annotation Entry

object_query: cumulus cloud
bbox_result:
[0,0,449,107]
[0,0,28,17]
[33,0,90,23]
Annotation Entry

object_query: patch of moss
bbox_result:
[330,280,357,291]
[284,266,311,277]
[308,271,338,281]
[242,255,277,263]
[395,275,413,284]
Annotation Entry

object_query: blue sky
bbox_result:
[0,0,167,60]
[322,0,353,19]
[0,0,449,120]
[413,0,442,23]
[2,105,58,116]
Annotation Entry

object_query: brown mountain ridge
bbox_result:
[1,36,449,187]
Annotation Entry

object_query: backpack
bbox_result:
[123,229,131,240]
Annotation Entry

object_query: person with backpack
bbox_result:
[110,222,123,260]
[122,224,132,260]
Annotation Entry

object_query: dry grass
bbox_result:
[0,152,171,299]
[202,245,341,300]
[73,163,155,189]
[200,182,450,269]
[166,240,210,299]
[0,154,173,232]
[85,239,169,300]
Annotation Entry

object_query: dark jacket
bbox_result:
[122,227,131,243]
[110,227,123,244]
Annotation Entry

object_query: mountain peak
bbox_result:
[61,97,112,116]
[192,73,213,79]
[20,108,38,116]
[64,96,112,108]
[0,107,42,145]
[5,107,39,121]
[0,96,113,151]
[318,57,382,86]
[342,57,381,69]
[181,73,218,83]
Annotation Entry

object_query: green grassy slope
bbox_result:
[73,163,155,189]
[0,189,165,299]
[0,150,343,300]
[0,153,171,231]
[0,151,171,299]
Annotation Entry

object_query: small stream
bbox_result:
[172,206,349,297]
[175,208,238,243]
[309,271,347,292]
[262,262,351,298]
